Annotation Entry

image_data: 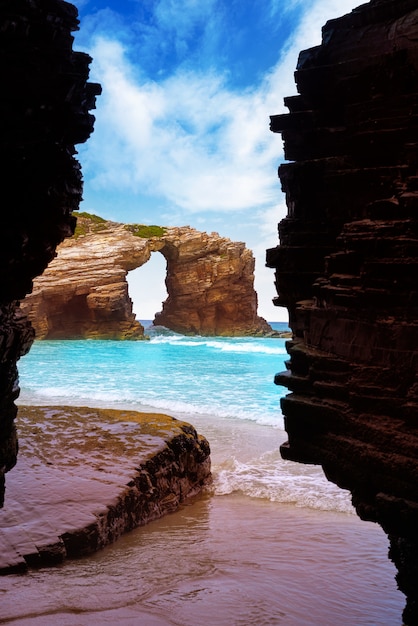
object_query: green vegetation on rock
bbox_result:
[72,214,166,240]
[77,212,107,224]
[73,212,108,238]
[124,224,167,238]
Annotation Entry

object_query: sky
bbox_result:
[71,0,363,323]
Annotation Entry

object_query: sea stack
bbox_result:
[21,214,272,339]
[267,1,418,623]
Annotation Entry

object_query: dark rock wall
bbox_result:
[266,1,418,623]
[0,1,100,504]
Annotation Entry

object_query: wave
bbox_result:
[149,335,287,355]
[19,386,284,428]
[204,340,287,355]
[143,397,284,427]
[213,451,354,514]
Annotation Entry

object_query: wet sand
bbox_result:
[0,492,404,625]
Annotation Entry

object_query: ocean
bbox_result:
[1,322,404,625]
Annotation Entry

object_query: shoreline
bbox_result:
[0,405,211,573]
[1,492,404,625]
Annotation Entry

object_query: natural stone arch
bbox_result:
[21,214,272,338]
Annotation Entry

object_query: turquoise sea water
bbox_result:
[18,322,289,427]
[8,322,404,625]
[17,322,350,510]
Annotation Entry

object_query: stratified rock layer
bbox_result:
[0,406,211,572]
[266,1,418,623]
[21,214,271,338]
[0,2,100,505]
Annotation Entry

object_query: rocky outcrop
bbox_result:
[21,214,271,338]
[266,1,418,623]
[0,406,211,571]
[153,226,271,336]
[0,2,100,505]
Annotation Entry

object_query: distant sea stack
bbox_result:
[0,1,100,506]
[266,1,418,623]
[21,213,272,339]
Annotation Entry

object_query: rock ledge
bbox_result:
[0,406,211,573]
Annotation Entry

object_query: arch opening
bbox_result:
[126,252,168,324]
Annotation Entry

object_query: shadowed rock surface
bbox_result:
[267,1,418,623]
[21,214,272,338]
[0,406,211,572]
[0,1,100,505]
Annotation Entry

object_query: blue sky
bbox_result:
[71,0,362,322]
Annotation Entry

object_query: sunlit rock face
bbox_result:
[266,0,418,623]
[21,214,271,338]
[0,1,100,505]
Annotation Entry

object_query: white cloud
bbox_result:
[83,0,361,218]
[85,36,281,213]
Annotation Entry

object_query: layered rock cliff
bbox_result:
[21,214,271,338]
[266,1,418,623]
[0,1,100,505]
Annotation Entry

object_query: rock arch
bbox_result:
[21,214,271,338]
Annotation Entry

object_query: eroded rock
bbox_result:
[21,214,271,338]
[267,1,418,623]
[0,1,100,504]
[0,406,211,572]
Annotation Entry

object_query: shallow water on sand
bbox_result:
[0,494,403,625]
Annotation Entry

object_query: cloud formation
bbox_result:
[79,41,279,214]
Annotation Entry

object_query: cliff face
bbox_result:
[0,2,100,505]
[154,226,271,336]
[21,215,271,338]
[266,1,418,623]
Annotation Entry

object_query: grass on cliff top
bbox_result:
[73,213,167,239]
[124,224,167,238]
[73,212,108,238]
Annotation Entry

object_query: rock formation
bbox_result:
[1,406,211,572]
[21,213,271,338]
[0,1,100,505]
[266,1,418,623]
